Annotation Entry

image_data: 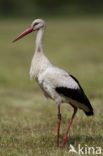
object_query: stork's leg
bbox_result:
[62,106,77,147]
[57,105,61,147]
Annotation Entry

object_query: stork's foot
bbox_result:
[62,136,68,147]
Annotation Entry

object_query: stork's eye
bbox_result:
[33,22,39,26]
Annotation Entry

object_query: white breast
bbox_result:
[30,52,52,80]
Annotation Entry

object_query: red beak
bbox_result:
[12,26,34,43]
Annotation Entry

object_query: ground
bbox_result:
[0,16,103,156]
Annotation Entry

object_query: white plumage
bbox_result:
[13,19,94,147]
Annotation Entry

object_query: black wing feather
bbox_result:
[55,74,94,116]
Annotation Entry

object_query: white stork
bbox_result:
[13,19,94,147]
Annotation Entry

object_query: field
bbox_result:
[0,16,103,155]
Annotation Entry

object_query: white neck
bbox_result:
[30,26,52,80]
[35,28,45,53]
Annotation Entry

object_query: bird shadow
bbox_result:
[59,135,103,146]
[69,135,103,145]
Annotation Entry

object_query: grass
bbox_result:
[0,16,103,155]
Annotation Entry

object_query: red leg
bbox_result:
[57,105,61,147]
[62,106,77,147]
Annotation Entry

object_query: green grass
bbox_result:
[0,16,103,155]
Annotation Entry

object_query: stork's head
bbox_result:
[31,19,46,31]
[12,19,46,43]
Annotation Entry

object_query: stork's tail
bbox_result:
[84,109,94,116]
[83,97,94,116]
